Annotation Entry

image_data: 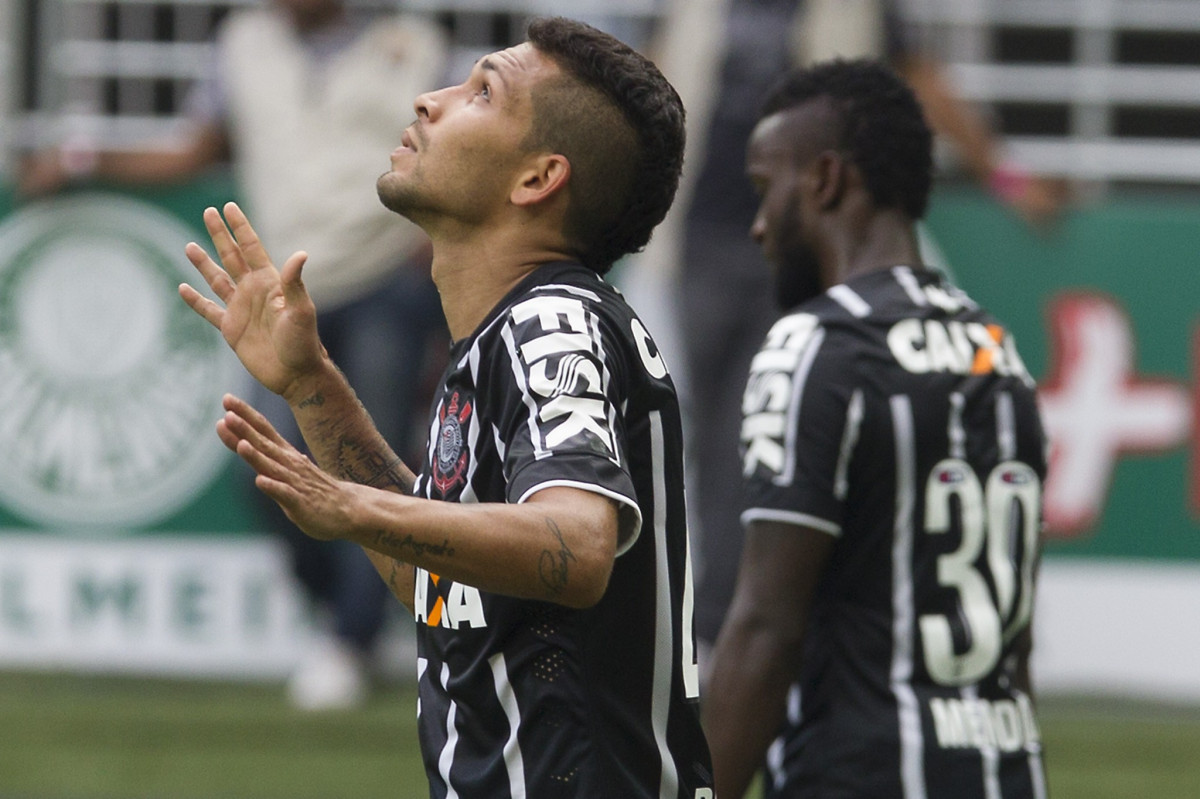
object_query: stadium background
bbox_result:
[1,0,1199,796]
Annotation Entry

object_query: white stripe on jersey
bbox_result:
[893,266,929,307]
[834,389,865,501]
[681,528,700,699]
[500,321,547,460]
[588,306,623,472]
[779,328,826,486]
[828,284,873,317]
[765,684,803,792]
[531,282,602,303]
[962,683,1002,799]
[740,508,841,537]
[889,394,929,799]
[996,391,1017,461]
[948,392,967,460]
[438,662,463,799]
[489,652,528,799]
[648,411,681,799]
[417,656,428,717]
[1015,688,1049,799]
[419,396,442,498]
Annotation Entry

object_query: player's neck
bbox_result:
[430,235,574,342]
[832,210,922,284]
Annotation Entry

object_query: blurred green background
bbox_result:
[3,671,1198,799]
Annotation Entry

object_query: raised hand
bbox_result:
[179,202,326,397]
[217,393,368,542]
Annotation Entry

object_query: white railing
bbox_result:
[907,0,1200,184]
[7,0,663,152]
[13,0,1200,185]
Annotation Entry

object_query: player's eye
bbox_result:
[477,82,491,101]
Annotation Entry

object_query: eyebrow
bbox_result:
[477,57,509,92]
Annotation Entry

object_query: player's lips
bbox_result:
[392,128,418,160]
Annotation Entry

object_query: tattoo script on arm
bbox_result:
[373,531,456,560]
[538,517,577,598]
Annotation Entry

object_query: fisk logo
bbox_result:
[510,295,615,457]
[741,313,821,477]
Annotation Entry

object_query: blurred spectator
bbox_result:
[20,0,450,710]
[648,0,1064,672]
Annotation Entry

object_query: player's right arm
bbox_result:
[704,519,834,799]
[181,202,420,612]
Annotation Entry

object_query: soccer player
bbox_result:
[179,17,713,799]
[703,60,1048,798]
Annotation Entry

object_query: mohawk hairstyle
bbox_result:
[525,17,686,273]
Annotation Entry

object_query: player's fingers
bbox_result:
[184,242,236,301]
[235,438,296,485]
[224,411,288,462]
[222,394,291,447]
[254,473,301,512]
[178,283,225,329]
[279,251,310,305]
[223,202,275,272]
[215,417,241,453]
[202,206,251,281]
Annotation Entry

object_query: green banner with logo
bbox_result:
[925,187,1200,563]
[2,183,1198,551]
[0,177,256,536]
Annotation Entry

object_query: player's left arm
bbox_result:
[219,400,619,608]
[703,519,835,799]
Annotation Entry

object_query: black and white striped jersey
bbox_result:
[741,266,1048,799]
[410,261,713,799]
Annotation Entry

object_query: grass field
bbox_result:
[2,671,1199,798]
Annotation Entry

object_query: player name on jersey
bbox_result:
[929,695,1041,753]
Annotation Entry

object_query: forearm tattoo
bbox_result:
[296,392,325,409]
[373,531,456,560]
[335,438,414,494]
[538,517,577,598]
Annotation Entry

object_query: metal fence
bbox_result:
[7,0,1200,184]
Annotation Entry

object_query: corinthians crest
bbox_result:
[433,390,472,495]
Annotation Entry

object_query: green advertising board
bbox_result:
[0,177,256,536]
[1,179,1198,686]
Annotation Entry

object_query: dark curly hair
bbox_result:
[760,59,933,220]
[525,17,686,274]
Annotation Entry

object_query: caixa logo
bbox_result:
[0,194,246,529]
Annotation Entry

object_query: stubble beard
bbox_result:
[376,170,429,223]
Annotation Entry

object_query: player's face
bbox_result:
[378,43,555,227]
[746,110,825,310]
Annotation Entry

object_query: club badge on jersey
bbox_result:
[433,390,472,496]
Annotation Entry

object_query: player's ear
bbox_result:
[812,149,848,211]
[511,153,570,207]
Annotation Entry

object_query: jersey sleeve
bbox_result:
[740,313,860,537]
[490,291,642,549]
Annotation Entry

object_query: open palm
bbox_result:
[179,202,325,397]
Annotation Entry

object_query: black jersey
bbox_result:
[741,266,1048,799]
[410,262,712,799]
